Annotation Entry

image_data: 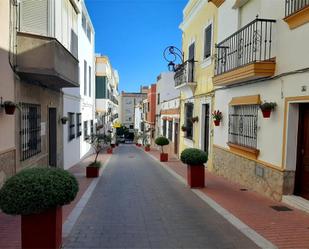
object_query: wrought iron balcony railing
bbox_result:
[215,17,276,76]
[174,60,196,87]
[285,0,309,16]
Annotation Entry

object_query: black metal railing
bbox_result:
[285,0,309,16]
[215,17,276,76]
[174,60,195,87]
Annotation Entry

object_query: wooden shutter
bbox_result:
[20,0,49,36]
[188,43,195,61]
[204,24,212,59]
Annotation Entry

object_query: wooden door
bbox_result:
[49,108,57,167]
[295,104,309,199]
[188,43,195,82]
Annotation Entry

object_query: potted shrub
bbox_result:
[145,144,151,152]
[2,101,19,115]
[260,102,277,118]
[212,110,222,126]
[0,168,78,249]
[155,136,170,162]
[86,134,104,178]
[180,148,208,188]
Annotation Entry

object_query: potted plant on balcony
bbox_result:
[260,102,277,118]
[86,134,105,178]
[180,148,208,188]
[212,110,223,126]
[145,144,151,152]
[2,101,20,115]
[0,168,78,249]
[155,136,170,162]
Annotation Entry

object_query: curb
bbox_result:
[140,147,277,249]
[63,155,112,238]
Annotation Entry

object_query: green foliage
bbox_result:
[180,148,208,166]
[155,136,169,153]
[88,161,102,168]
[260,102,277,111]
[0,168,78,215]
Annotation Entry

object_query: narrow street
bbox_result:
[63,145,259,249]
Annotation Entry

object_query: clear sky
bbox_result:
[85,0,187,93]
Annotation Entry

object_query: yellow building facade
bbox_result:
[177,0,218,169]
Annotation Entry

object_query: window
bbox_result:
[20,103,41,161]
[68,112,75,141]
[87,24,91,42]
[204,24,212,60]
[84,121,88,140]
[82,13,86,32]
[168,120,173,141]
[96,76,107,99]
[147,102,150,112]
[76,113,82,137]
[157,93,160,104]
[185,103,194,139]
[89,66,91,97]
[163,120,167,137]
[90,120,94,135]
[84,60,87,95]
[228,105,258,148]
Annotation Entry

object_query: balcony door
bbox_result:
[188,42,195,82]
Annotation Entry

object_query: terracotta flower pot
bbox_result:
[86,166,100,178]
[145,147,150,152]
[21,207,62,249]
[4,105,16,115]
[214,120,220,126]
[262,110,271,118]
[107,148,113,154]
[160,153,168,162]
[138,144,142,147]
[187,165,205,188]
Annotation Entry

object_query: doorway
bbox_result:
[203,104,210,155]
[295,103,309,199]
[174,122,179,155]
[49,108,57,167]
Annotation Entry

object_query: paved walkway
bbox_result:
[147,147,309,249]
[64,145,259,249]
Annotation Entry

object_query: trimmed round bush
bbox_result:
[155,136,169,146]
[0,167,79,215]
[180,148,208,165]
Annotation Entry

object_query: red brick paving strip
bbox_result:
[147,147,309,249]
[0,151,111,249]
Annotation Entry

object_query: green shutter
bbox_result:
[96,76,107,99]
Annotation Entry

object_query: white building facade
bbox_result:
[212,0,309,202]
[63,0,95,169]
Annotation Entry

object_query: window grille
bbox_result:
[168,120,173,141]
[20,103,41,161]
[185,103,194,140]
[84,121,88,140]
[76,113,82,137]
[90,120,94,135]
[68,112,75,140]
[228,105,258,149]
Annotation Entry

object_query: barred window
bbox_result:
[168,120,173,141]
[90,120,94,135]
[84,121,88,140]
[185,103,194,140]
[162,120,167,137]
[228,105,258,149]
[76,113,82,137]
[68,112,75,141]
[20,103,41,161]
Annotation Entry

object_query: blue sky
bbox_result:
[85,0,187,92]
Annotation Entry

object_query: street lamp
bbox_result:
[163,46,184,72]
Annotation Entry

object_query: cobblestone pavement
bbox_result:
[63,145,259,249]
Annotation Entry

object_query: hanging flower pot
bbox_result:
[260,102,277,119]
[181,125,187,132]
[212,110,222,127]
[3,101,19,115]
[61,117,68,125]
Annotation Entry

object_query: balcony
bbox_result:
[15,32,79,89]
[284,0,309,29]
[174,60,197,96]
[213,18,276,86]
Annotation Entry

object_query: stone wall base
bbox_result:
[0,148,16,187]
[212,146,295,201]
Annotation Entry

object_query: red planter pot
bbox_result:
[111,144,115,148]
[160,153,168,162]
[21,207,62,249]
[107,148,113,154]
[187,165,205,188]
[145,147,150,152]
[86,166,100,178]
[214,120,220,126]
[4,105,16,115]
[262,110,271,118]
[138,144,142,147]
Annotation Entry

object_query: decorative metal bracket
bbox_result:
[163,46,184,72]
